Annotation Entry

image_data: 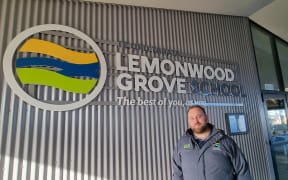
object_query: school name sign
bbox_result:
[115,52,246,97]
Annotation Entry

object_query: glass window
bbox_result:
[251,25,280,91]
[276,40,288,92]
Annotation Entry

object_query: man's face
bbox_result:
[188,107,208,133]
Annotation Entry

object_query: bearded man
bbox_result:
[172,105,252,180]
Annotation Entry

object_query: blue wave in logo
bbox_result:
[16,57,99,78]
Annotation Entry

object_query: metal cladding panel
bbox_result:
[0,0,272,180]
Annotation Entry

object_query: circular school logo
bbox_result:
[3,24,107,111]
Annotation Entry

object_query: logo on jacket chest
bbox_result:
[184,143,191,149]
[212,142,222,151]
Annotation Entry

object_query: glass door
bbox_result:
[264,95,288,180]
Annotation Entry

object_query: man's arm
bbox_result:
[172,145,184,180]
[229,139,253,180]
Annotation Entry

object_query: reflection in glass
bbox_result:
[229,115,238,132]
[266,99,288,135]
[266,99,288,180]
[251,25,280,91]
[276,40,288,92]
[238,115,247,132]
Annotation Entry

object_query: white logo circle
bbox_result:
[3,24,107,111]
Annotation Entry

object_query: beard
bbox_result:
[191,123,209,134]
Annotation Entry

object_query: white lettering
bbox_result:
[161,59,175,75]
[115,53,238,93]
[140,56,160,74]
[204,66,215,80]
[116,73,132,90]
[148,76,163,92]
[215,67,225,81]
[115,52,128,71]
[175,61,188,77]
[134,74,149,91]
[188,64,203,78]
[128,54,141,72]
[162,77,177,92]
[225,68,234,81]
[177,78,186,93]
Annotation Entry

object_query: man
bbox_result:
[172,105,252,180]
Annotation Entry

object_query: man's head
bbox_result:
[187,105,209,134]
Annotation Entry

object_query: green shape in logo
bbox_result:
[184,143,191,149]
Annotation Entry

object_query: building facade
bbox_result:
[0,0,279,179]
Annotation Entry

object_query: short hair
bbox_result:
[187,105,206,115]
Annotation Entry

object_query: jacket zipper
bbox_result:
[202,153,207,180]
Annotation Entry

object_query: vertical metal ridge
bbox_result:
[0,82,8,178]
[4,93,16,180]
[0,0,7,99]
[0,2,20,175]
[11,96,24,180]
[90,106,96,180]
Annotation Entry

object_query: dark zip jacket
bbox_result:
[172,124,252,180]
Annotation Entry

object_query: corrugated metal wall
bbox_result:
[0,0,272,179]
